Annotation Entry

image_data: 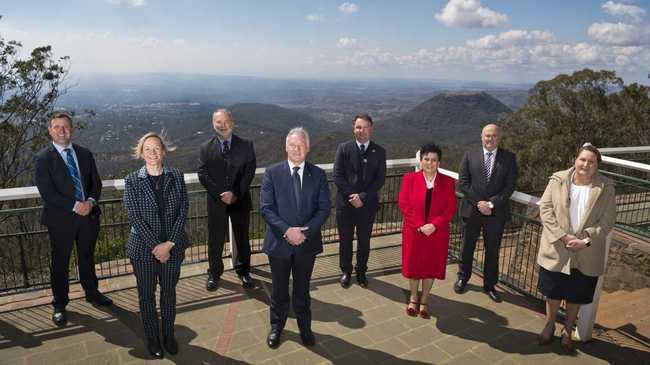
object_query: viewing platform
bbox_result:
[1,151,649,364]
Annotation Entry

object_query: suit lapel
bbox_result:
[475,149,488,187]
[301,163,314,212]
[137,166,159,211]
[49,146,75,187]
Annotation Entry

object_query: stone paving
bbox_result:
[1,240,649,364]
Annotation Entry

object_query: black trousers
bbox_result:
[337,206,376,274]
[47,215,100,310]
[131,257,182,339]
[268,254,316,333]
[207,205,251,277]
[458,213,506,290]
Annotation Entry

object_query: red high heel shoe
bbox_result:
[406,300,418,317]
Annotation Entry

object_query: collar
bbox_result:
[483,147,498,156]
[137,165,171,178]
[287,160,306,172]
[52,141,73,153]
[356,140,370,150]
[216,135,233,145]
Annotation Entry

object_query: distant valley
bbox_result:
[67,75,530,178]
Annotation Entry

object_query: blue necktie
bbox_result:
[64,148,84,201]
[292,166,301,210]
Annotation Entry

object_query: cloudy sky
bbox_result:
[2,0,649,83]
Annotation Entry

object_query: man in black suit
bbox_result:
[198,109,256,290]
[334,114,386,288]
[34,112,112,327]
[455,124,517,303]
[260,127,330,348]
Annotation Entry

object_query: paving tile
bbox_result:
[440,351,486,365]
[24,343,86,365]
[400,343,452,363]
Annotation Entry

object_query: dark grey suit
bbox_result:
[198,134,256,278]
[333,140,386,274]
[457,147,517,290]
[34,143,102,310]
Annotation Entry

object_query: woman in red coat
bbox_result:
[399,143,457,318]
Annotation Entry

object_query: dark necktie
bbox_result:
[359,144,366,155]
[64,148,84,201]
[484,151,493,182]
[222,140,230,154]
[292,166,301,209]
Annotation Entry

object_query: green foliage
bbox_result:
[0,23,69,190]
[500,69,650,193]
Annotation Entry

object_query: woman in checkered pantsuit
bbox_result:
[123,132,189,359]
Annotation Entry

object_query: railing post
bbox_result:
[574,231,613,342]
[228,217,236,270]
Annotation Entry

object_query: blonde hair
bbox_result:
[132,131,176,159]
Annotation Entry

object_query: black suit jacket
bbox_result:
[260,161,331,258]
[198,134,256,212]
[123,166,189,261]
[34,143,102,226]
[457,147,517,220]
[333,140,386,211]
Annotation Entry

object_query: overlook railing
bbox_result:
[1,151,648,306]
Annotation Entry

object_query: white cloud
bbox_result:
[337,37,358,48]
[602,1,646,22]
[435,0,508,28]
[588,22,649,46]
[305,14,323,23]
[467,30,553,49]
[338,2,360,15]
[108,0,146,7]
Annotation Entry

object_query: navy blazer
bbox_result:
[123,166,189,261]
[34,143,102,226]
[333,140,386,211]
[260,161,331,258]
[457,147,518,220]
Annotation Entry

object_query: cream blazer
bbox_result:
[536,168,616,276]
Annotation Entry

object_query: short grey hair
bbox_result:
[286,127,310,148]
[213,108,233,120]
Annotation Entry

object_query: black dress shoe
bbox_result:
[339,272,352,288]
[206,275,219,291]
[86,293,113,306]
[239,274,256,289]
[52,309,67,327]
[267,329,282,349]
[454,279,467,294]
[300,330,315,346]
[163,335,178,355]
[146,337,164,359]
[356,272,368,288]
[484,289,502,303]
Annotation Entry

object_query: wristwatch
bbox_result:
[583,237,591,247]
[488,201,494,209]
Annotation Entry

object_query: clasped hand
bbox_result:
[477,201,492,216]
[418,223,436,236]
[285,227,307,246]
[562,234,587,252]
[220,191,237,205]
[74,201,93,216]
[348,193,364,208]
[152,241,174,263]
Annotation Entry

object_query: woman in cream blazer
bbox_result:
[536,144,616,353]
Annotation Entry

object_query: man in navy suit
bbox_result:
[34,112,112,327]
[334,114,386,288]
[260,127,331,349]
[455,124,518,303]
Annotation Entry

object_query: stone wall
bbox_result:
[603,230,650,291]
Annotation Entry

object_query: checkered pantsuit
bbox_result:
[131,258,182,339]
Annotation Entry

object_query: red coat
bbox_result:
[399,170,457,279]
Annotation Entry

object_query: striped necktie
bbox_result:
[64,148,84,201]
[484,151,494,182]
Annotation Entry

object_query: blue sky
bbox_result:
[2,0,649,83]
